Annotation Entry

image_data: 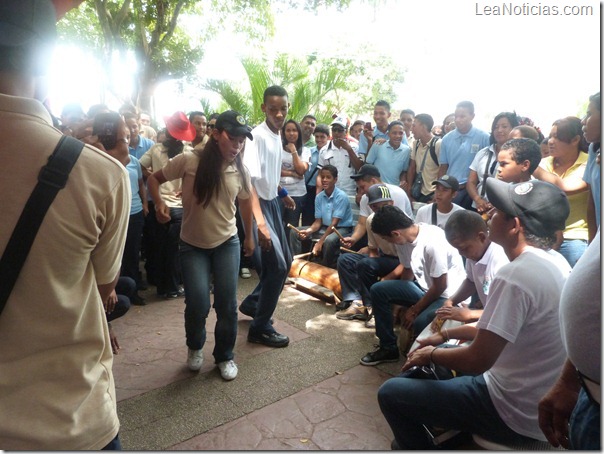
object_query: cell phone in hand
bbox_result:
[365,122,372,130]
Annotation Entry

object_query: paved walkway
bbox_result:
[111,271,403,450]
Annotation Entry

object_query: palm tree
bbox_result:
[202,54,348,126]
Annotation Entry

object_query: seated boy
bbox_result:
[378,178,572,449]
[359,205,466,366]
[414,175,465,229]
[290,165,353,268]
[419,210,509,343]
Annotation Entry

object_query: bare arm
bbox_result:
[437,164,449,179]
[97,273,120,310]
[532,166,589,195]
[402,273,448,330]
[237,195,256,257]
[467,170,491,213]
[404,327,508,375]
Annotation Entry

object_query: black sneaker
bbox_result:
[247,331,289,348]
[360,345,399,366]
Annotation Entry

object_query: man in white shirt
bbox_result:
[240,85,293,348]
[360,205,466,366]
[379,179,572,449]
[317,115,363,196]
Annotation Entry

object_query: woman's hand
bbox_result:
[285,143,297,154]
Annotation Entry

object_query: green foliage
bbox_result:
[201,50,404,126]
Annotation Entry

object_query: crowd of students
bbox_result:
[55,90,600,450]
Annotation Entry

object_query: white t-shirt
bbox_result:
[464,241,509,306]
[243,121,282,200]
[478,246,571,440]
[414,203,464,229]
[394,223,466,298]
[318,140,360,196]
[560,229,600,381]
[280,146,311,197]
[359,183,413,219]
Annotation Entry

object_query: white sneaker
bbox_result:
[187,349,203,371]
[240,267,251,279]
[218,360,238,380]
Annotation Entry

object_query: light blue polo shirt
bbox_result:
[126,156,144,215]
[583,143,601,227]
[357,125,409,155]
[304,146,321,188]
[314,186,353,227]
[129,135,155,159]
[439,126,490,184]
[366,140,411,185]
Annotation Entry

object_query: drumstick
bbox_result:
[287,223,302,234]
[330,226,346,241]
[340,247,361,255]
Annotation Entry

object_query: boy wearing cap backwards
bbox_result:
[291,165,353,268]
[360,205,466,366]
[414,175,464,229]
[240,85,294,348]
[0,0,130,449]
[336,184,400,324]
[378,179,572,449]
[316,115,363,196]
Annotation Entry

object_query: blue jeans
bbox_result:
[559,239,587,268]
[371,280,445,349]
[102,433,121,450]
[570,388,601,450]
[378,374,535,449]
[179,236,240,363]
[241,197,292,335]
[337,253,399,306]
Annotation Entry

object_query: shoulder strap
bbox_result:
[0,136,84,314]
[431,203,438,226]
[480,149,495,197]
[416,139,430,172]
[429,137,439,167]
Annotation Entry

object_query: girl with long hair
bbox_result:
[279,119,310,228]
[147,110,255,380]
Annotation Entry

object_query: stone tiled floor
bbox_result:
[110,275,398,450]
[169,366,394,450]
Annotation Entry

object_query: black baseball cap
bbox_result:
[216,110,253,140]
[486,178,570,236]
[367,184,393,204]
[350,164,381,180]
[432,175,459,191]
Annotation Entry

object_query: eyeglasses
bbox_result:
[207,124,216,129]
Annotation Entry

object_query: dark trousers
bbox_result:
[122,210,144,287]
[240,197,292,335]
[106,276,135,322]
[235,199,253,269]
[301,185,317,226]
[145,204,183,295]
